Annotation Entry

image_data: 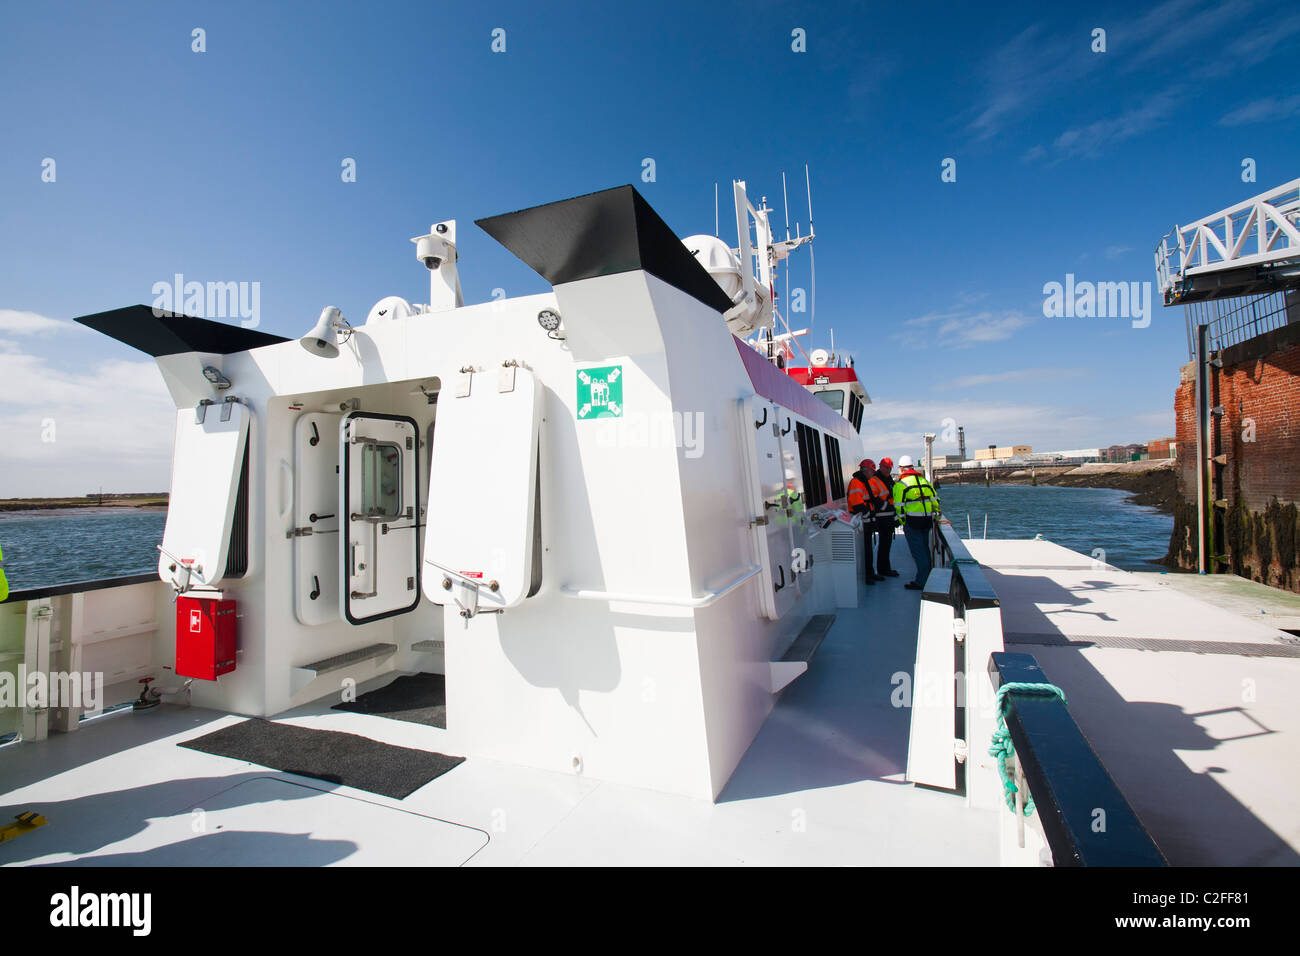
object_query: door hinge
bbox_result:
[750,516,768,527]
[953,739,968,763]
[32,605,53,621]
[953,619,967,643]
[286,527,314,538]
[406,436,414,450]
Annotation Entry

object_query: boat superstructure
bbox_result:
[54,181,874,800]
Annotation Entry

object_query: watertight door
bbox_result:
[339,413,421,625]
[741,397,797,620]
[422,365,541,613]
[293,412,341,626]
[157,401,250,590]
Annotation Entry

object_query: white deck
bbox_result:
[967,538,1300,866]
[0,541,1002,867]
[7,536,1297,866]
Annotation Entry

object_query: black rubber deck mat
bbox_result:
[331,673,447,729]
[178,719,464,800]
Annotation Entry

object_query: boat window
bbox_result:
[824,435,845,500]
[811,430,827,506]
[847,392,864,432]
[815,389,845,414]
[360,441,402,519]
[794,422,829,508]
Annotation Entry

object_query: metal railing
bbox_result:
[1156,177,1300,304]
[0,572,159,605]
[905,519,1003,802]
[1183,290,1293,359]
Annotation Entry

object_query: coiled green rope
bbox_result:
[990,681,1067,816]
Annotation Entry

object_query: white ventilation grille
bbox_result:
[831,527,857,562]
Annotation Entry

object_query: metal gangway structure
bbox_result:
[1156,177,1300,577]
[1155,176,1300,307]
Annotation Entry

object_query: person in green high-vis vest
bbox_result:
[892,455,940,591]
[0,541,7,602]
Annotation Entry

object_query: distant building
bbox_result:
[1104,443,1146,462]
[1051,448,1103,461]
[931,454,967,467]
[974,444,1031,461]
[1148,437,1177,459]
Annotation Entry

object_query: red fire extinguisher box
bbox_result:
[176,596,237,680]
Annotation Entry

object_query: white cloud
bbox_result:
[1219,93,1300,127]
[1040,89,1181,163]
[0,309,84,335]
[998,1,1283,161]
[937,367,1085,390]
[0,345,175,497]
[1116,0,1255,70]
[896,306,1035,349]
[1222,11,1300,66]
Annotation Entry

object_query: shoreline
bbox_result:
[934,462,1179,515]
[0,495,168,513]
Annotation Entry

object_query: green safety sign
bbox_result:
[576,365,623,419]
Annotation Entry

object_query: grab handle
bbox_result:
[278,460,292,521]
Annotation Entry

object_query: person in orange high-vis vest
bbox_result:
[848,459,888,585]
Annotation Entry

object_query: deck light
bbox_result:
[299,306,353,358]
[201,366,232,389]
[537,309,561,332]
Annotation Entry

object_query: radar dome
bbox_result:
[683,235,743,300]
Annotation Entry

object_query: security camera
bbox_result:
[414,235,443,270]
[413,221,457,271]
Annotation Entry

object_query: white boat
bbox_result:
[1,179,1296,873]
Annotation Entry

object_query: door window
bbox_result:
[361,442,402,519]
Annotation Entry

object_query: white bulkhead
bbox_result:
[81,183,865,800]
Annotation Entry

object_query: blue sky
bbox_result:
[1,0,1297,494]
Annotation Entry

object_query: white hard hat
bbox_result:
[898,455,914,468]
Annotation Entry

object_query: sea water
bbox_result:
[937,484,1173,571]
[0,484,1174,591]
[0,509,166,592]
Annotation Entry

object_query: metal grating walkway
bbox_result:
[1004,631,1300,658]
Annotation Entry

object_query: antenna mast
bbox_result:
[806,164,816,338]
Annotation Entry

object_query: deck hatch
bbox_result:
[157,401,251,590]
[423,366,542,612]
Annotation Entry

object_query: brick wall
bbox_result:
[1169,324,1300,592]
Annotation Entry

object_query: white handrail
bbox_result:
[561,565,762,608]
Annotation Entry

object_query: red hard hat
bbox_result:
[860,459,875,472]
[880,457,893,470]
